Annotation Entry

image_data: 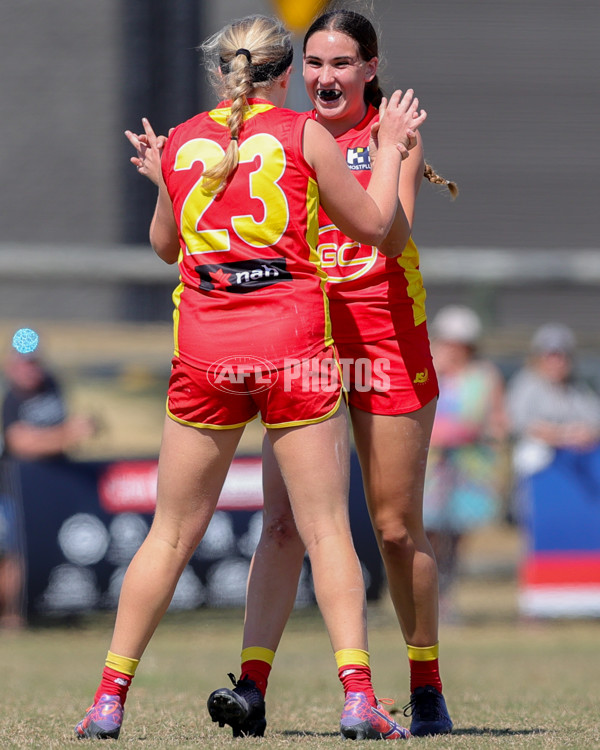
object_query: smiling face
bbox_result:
[303,30,378,136]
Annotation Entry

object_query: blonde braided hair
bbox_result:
[200,15,293,194]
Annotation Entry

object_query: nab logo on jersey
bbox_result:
[194,257,292,294]
[346,146,371,171]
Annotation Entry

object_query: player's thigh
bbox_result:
[262,431,289,510]
[267,405,350,532]
[351,399,436,523]
[154,414,244,545]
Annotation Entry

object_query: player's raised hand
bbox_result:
[376,89,426,158]
[124,117,168,185]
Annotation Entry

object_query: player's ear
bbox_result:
[364,57,378,83]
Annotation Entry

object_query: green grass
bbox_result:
[1,590,598,750]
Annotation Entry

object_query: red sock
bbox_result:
[94,666,134,706]
[409,657,442,694]
[241,659,272,697]
[338,664,376,707]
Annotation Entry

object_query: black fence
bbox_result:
[0,453,383,624]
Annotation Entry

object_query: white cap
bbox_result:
[530,323,576,355]
[431,305,482,345]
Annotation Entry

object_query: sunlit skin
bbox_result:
[303,30,378,137]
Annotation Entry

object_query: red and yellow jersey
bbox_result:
[161,99,331,369]
[311,106,428,343]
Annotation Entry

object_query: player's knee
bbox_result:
[375,513,425,555]
[379,524,411,555]
[264,512,301,548]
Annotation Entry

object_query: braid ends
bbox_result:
[424,162,459,199]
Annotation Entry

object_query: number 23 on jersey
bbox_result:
[174,134,291,255]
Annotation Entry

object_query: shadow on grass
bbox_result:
[282,731,340,738]
[454,726,545,737]
[277,727,544,739]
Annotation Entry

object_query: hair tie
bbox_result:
[219,45,292,82]
[235,48,251,62]
[230,136,238,140]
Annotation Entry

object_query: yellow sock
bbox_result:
[241,646,275,666]
[334,648,370,670]
[240,646,275,696]
[406,643,439,662]
[106,650,140,677]
[407,642,442,693]
[95,651,140,704]
[334,649,374,704]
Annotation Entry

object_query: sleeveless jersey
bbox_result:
[161,99,331,369]
[311,106,428,343]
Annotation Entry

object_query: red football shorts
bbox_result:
[167,346,344,429]
[337,323,439,415]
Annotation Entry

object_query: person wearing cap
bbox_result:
[0,330,98,630]
[1,331,97,461]
[422,305,508,621]
[507,323,600,477]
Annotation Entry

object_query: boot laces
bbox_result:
[403,688,443,721]
[227,672,262,708]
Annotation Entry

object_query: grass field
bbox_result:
[1,588,598,750]
[1,322,598,748]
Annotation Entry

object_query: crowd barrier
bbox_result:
[6,444,600,623]
[518,445,600,618]
[2,453,383,622]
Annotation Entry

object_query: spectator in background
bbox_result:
[507,322,600,479]
[0,328,98,629]
[423,306,508,622]
[1,328,97,461]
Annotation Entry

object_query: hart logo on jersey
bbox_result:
[194,257,292,294]
[345,146,371,171]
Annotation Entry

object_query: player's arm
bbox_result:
[149,175,180,265]
[304,118,397,245]
[304,90,425,247]
[124,118,179,264]
[377,132,425,258]
[305,118,398,246]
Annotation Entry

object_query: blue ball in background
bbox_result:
[12,328,40,355]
